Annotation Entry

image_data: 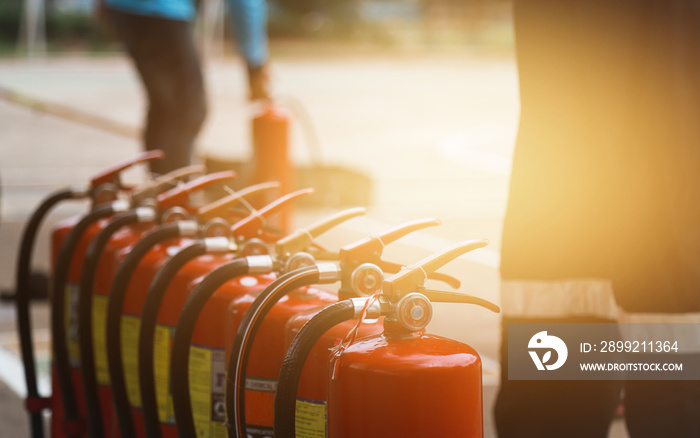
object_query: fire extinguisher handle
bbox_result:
[156,171,237,211]
[130,165,205,206]
[418,287,500,313]
[275,207,366,256]
[378,260,461,289]
[231,188,314,239]
[382,239,488,300]
[89,150,165,189]
[196,181,280,223]
[339,218,441,267]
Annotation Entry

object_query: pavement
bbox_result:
[0,50,629,437]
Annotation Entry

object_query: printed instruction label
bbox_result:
[121,314,141,407]
[189,345,227,438]
[154,323,175,424]
[92,295,110,385]
[295,398,327,438]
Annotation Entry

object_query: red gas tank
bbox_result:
[328,320,483,438]
[283,308,383,432]
[226,286,338,437]
[187,272,277,437]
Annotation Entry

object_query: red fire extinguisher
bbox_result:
[274,240,500,438]
[49,151,168,438]
[105,181,280,438]
[252,103,294,233]
[16,151,167,438]
[223,218,460,438]
[280,218,463,437]
[168,207,367,438]
[74,171,238,438]
[137,189,314,438]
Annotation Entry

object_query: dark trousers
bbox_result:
[107,8,207,175]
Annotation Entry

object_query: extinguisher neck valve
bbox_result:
[245,255,275,274]
[350,296,387,319]
[317,263,342,283]
[178,220,199,237]
[111,199,131,213]
[135,206,157,223]
[203,236,236,253]
[71,186,90,199]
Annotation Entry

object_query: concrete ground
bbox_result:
[0,51,629,436]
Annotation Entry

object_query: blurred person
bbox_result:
[495,1,700,437]
[102,0,271,175]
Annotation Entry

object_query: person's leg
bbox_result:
[107,9,207,175]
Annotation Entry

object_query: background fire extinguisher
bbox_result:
[74,171,237,437]
[274,240,500,438]
[224,218,461,438]
[137,189,313,438]
[16,151,166,438]
[106,181,280,438]
[49,151,168,438]
[168,207,366,438]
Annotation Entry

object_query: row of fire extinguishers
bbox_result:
[15,119,500,438]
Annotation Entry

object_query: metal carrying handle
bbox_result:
[275,207,366,256]
[231,188,314,239]
[89,150,164,188]
[418,286,500,313]
[131,165,205,206]
[156,171,237,211]
[382,239,488,300]
[197,182,280,222]
[339,218,441,266]
[378,260,460,289]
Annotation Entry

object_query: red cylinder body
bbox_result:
[283,308,383,436]
[327,321,483,438]
[187,273,276,437]
[252,105,293,232]
[225,287,338,437]
[50,215,108,437]
[90,222,155,437]
[115,236,193,438]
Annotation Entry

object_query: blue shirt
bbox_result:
[106,0,268,67]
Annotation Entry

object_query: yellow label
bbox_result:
[189,346,212,438]
[121,315,141,407]
[65,283,80,366]
[92,295,109,385]
[295,399,327,438]
[154,324,174,424]
[188,346,227,438]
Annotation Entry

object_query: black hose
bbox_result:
[106,223,180,438]
[171,258,250,437]
[274,300,354,438]
[226,266,320,438]
[51,203,118,438]
[15,188,84,438]
[139,241,207,438]
[78,211,141,438]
